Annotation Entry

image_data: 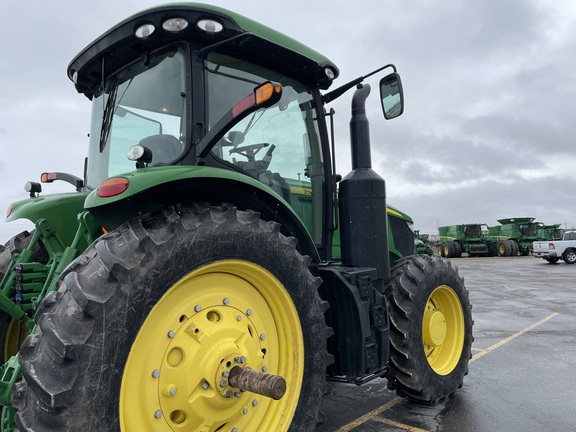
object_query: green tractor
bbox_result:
[414,230,433,255]
[0,4,473,431]
[488,217,545,256]
[437,223,496,258]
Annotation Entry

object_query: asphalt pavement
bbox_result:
[316,255,575,432]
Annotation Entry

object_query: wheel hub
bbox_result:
[157,303,266,426]
[423,309,447,346]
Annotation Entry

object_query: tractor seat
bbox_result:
[139,134,184,166]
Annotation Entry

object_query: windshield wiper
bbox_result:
[99,86,118,152]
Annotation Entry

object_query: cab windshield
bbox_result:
[86,46,188,188]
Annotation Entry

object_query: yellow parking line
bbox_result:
[470,312,559,363]
[334,312,559,432]
[371,416,429,431]
[335,397,402,432]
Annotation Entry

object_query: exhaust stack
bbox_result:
[338,84,390,290]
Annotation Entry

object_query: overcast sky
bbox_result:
[1,0,575,243]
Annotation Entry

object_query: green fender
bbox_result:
[84,165,320,261]
[6,192,89,247]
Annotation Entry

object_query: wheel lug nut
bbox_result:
[222,371,230,378]
[169,387,177,396]
[154,410,162,419]
[259,333,266,340]
[194,305,202,312]
[237,315,242,321]
[201,382,209,390]
[242,408,248,415]
[223,298,230,305]
[226,390,233,398]
[235,392,242,398]
[167,330,175,338]
[262,366,268,373]
[252,399,258,406]
[152,370,160,378]
[246,309,253,316]
[220,379,228,388]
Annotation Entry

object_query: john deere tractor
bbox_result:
[0,4,473,431]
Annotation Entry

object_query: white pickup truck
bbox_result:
[533,231,576,264]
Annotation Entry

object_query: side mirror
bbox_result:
[379,73,404,119]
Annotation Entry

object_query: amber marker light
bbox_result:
[41,172,58,183]
[255,82,281,105]
[6,203,13,218]
[97,178,129,198]
[232,82,282,118]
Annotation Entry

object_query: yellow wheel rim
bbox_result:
[499,243,506,255]
[422,285,464,375]
[443,244,450,256]
[120,260,303,432]
[3,319,28,362]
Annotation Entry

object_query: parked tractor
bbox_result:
[488,217,545,256]
[0,4,473,431]
[437,223,496,258]
[414,230,433,255]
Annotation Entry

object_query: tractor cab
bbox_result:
[72,4,402,257]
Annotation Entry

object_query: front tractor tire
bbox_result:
[14,204,330,432]
[385,255,473,404]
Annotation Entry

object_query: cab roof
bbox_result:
[68,2,340,98]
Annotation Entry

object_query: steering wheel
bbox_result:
[229,143,269,161]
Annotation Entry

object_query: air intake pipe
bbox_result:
[338,84,389,291]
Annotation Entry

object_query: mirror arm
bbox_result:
[322,64,397,104]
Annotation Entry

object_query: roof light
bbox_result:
[135,23,156,39]
[197,19,223,34]
[163,18,188,33]
[97,178,129,198]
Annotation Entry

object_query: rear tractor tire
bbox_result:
[385,255,473,404]
[14,204,331,432]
